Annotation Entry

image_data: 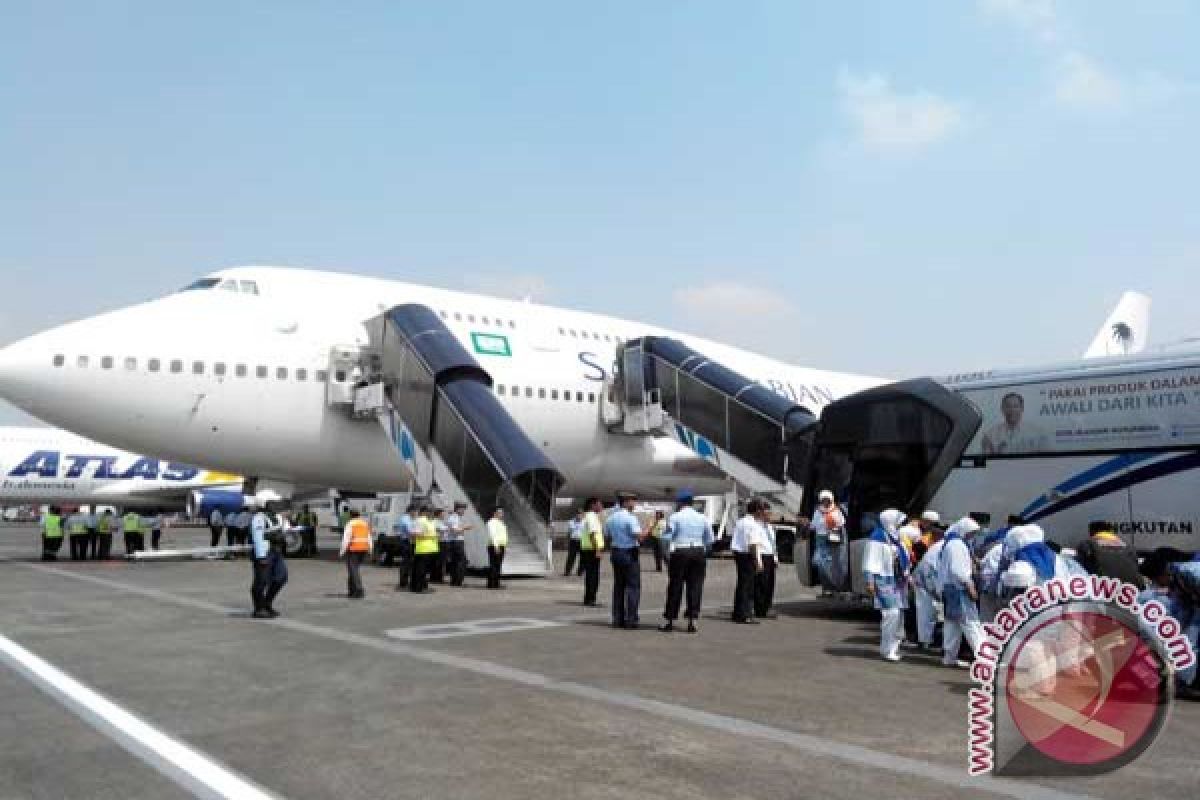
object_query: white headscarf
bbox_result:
[878,509,906,535]
[818,489,835,504]
[946,516,981,540]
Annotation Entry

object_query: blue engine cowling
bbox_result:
[189,489,246,520]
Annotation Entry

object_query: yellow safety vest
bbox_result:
[413,517,440,555]
[97,515,112,534]
[123,513,141,533]
[43,514,63,539]
[651,520,665,538]
[579,511,604,551]
[488,519,508,548]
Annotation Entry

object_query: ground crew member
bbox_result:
[563,510,584,577]
[340,510,373,599]
[209,507,224,548]
[295,504,318,558]
[579,498,604,606]
[730,499,770,624]
[486,507,508,589]
[754,513,778,620]
[148,510,163,550]
[410,506,439,593]
[1075,520,1142,587]
[95,509,115,560]
[122,509,144,554]
[40,506,64,561]
[646,510,666,572]
[250,503,287,617]
[445,501,470,587]
[605,492,652,628]
[394,503,417,589]
[86,508,98,559]
[66,508,90,560]
[659,491,712,634]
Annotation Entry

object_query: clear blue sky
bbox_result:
[2,1,1197,426]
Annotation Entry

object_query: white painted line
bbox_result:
[7,559,1096,800]
[385,617,564,640]
[0,631,281,800]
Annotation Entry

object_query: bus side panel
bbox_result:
[931,457,1134,547]
[1127,462,1200,552]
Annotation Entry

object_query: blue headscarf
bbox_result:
[1004,525,1058,583]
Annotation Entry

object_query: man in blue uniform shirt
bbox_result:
[659,490,714,633]
[604,492,653,629]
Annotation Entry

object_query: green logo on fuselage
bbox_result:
[471,332,512,357]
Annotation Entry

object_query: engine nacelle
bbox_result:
[187,489,247,520]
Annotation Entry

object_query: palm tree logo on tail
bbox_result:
[1110,322,1134,355]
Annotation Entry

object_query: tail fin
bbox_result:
[1083,291,1151,359]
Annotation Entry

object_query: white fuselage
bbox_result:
[0,426,240,509]
[0,267,880,499]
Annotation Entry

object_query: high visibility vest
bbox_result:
[413,517,440,555]
[43,514,63,539]
[488,519,508,548]
[580,512,604,551]
[346,518,371,553]
[123,513,141,533]
[97,515,112,534]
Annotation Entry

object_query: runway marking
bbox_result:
[7,560,1096,800]
[385,617,564,640]
[0,630,282,800]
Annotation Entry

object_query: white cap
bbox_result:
[920,510,940,524]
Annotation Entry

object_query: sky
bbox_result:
[2,0,1198,426]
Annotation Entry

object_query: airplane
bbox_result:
[0,425,242,511]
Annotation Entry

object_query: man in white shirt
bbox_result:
[754,515,779,620]
[249,503,287,618]
[730,498,769,624]
[444,502,471,587]
[981,392,1049,454]
[563,510,584,577]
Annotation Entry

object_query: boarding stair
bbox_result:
[345,304,564,576]
[601,337,817,515]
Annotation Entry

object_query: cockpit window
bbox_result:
[181,278,221,292]
[220,279,238,291]
[239,280,259,295]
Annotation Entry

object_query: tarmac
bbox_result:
[0,523,1196,800]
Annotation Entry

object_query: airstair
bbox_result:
[601,337,818,514]
[344,305,564,576]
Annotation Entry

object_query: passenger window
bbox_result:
[101,356,114,369]
[497,385,506,396]
[124,357,137,371]
[576,392,584,402]
[316,370,329,382]
[551,389,558,400]
[192,361,205,375]
[467,314,476,323]
[439,311,448,319]
[558,327,565,335]
[170,360,183,373]
[276,367,288,380]
[508,320,515,329]
[538,388,546,399]
[454,313,462,321]
[569,330,577,338]
[296,368,307,381]
[482,316,490,325]
[220,279,237,291]
[524,387,533,398]
[256,366,268,379]
[53,354,65,367]
[334,369,346,382]
[235,364,247,377]
[563,390,571,402]
[511,385,519,396]
[77,355,89,368]
[214,363,227,377]
[148,358,161,372]
[603,334,611,342]
[588,392,596,403]
[240,280,259,295]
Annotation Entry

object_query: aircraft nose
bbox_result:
[0,331,60,413]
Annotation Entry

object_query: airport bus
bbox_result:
[796,351,1200,592]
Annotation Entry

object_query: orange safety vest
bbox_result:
[347,518,372,553]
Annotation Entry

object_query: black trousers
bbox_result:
[124,532,144,554]
[87,530,98,558]
[430,545,447,583]
[226,527,238,548]
[410,553,432,593]
[70,534,89,560]
[251,558,272,611]
[151,529,162,550]
[563,539,581,576]
[42,535,63,561]
[581,550,600,604]
[664,546,707,621]
[96,533,112,560]
[487,545,505,588]
[446,540,467,586]
[610,547,641,627]
[345,551,366,597]
[210,525,223,548]
[644,537,664,571]
[302,527,317,557]
[732,552,757,621]
[395,539,412,589]
[753,554,777,618]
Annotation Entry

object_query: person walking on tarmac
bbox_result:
[340,510,373,599]
[86,508,98,560]
[731,499,770,624]
[486,507,508,589]
[295,504,318,558]
[579,498,605,606]
[754,513,779,620]
[66,508,90,560]
[563,510,584,577]
[646,510,666,572]
[95,509,115,560]
[445,502,471,587]
[122,509,144,555]
[430,508,451,583]
[606,492,653,629]
[659,491,713,634]
[149,510,164,551]
[410,506,439,593]
[394,503,417,589]
[40,506,64,561]
[209,507,224,549]
[250,502,288,617]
